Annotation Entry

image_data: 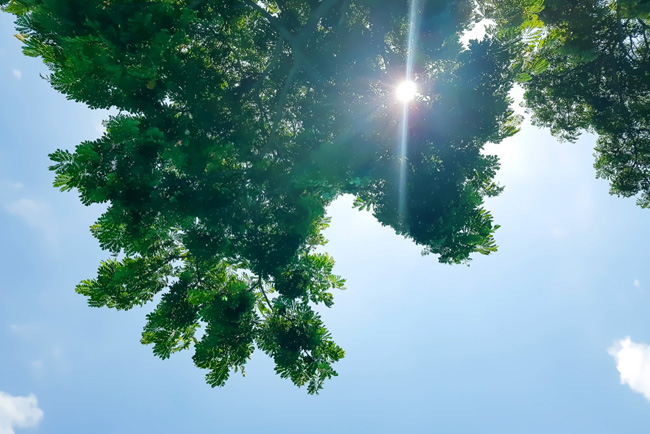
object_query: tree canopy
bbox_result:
[13,0,650,394]
[480,0,650,207]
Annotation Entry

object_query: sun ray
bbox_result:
[398,0,420,221]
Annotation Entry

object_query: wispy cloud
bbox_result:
[609,337,650,402]
[550,227,566,239]
[8,324,68,376]
[0,181,24,194]
[31,360,44,378]
[5,198,58,243]
[634,279,641,288]
[11,69,21,79]
[0,391,44,434]
[8,324,38,336]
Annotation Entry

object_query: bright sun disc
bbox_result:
[396,80,417,102]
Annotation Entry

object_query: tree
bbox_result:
[2,0,520,393]
[480,0,650,207]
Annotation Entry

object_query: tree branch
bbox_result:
[251,36,284,95]
[247,0,342,84]
[252,275,273,311]
[272,60,300,134]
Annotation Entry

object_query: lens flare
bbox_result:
[398,0,420,222]
[396,80,417,103]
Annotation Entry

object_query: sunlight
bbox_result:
[398,0,421,221]
[396,80,417,103]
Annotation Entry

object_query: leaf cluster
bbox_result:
[481,0,650,207]
[3,0,520,392]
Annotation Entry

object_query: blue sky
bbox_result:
[2,10,650,434]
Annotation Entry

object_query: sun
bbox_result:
[396,80,417,103]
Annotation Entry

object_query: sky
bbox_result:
[2,9,650,434]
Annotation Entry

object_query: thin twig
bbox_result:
[260,286,273,311]
[251,36,284,95]
[252,275,273,311]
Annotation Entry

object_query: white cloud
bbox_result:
[11,69,21,79]
[609,337,650,401]
[12,183,23,190]
[0,392,44,434]
[5,198,58,243]
[634,279,641,288]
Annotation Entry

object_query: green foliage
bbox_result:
[77,256,172,310]
[3,0,521,392]
[481,0,650,207]
[258,298,344,395]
